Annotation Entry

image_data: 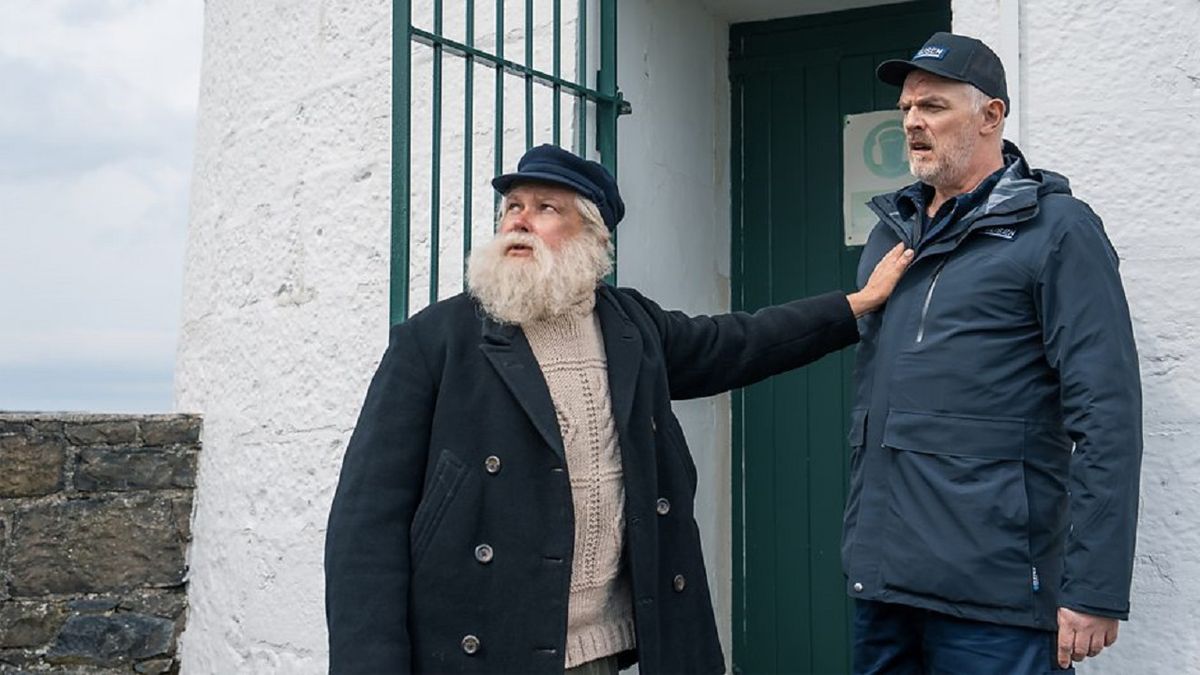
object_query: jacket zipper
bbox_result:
[915,259,949,343]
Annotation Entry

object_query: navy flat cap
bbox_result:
[492,144,625,231]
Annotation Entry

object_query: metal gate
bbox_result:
[390,0,626,323]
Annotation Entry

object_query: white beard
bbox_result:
[466,227,613,325]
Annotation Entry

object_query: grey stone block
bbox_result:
[0,436,64,498]
[74,448,196,492]
[62,421,140,447]
[0,600,68,648]
[135,657,177,674]
[67,597,120,614]
[0,517,8,601]
[117,589,187,622]
[8,495,188,596]
[139,418,201,447]
[0,647,40,670]
[47,613,174,667]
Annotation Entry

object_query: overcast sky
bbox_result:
[0,0,203,413]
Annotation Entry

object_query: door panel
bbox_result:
[730,3,950,673]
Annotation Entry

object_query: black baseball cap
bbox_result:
[492,144,625,231]
[877,32,1010,116]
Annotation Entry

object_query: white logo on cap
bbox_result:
[914,46,948,60]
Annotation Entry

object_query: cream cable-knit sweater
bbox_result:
[523,297,636,669]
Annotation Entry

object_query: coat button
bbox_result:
[474,544,494,564]
[651,418,658,432]
[673,574,686,592]
[484,455,501,474]
[853,582,864,592]
[461,634,481,655]
[656,498,671,516]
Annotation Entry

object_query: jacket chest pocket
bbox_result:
[879,411,1034,612]
[911,252,1034,346]
[410,448,467,570]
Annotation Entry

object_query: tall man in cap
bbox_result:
[325,144,913,674]
[844,32,1142,673]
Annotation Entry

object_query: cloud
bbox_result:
[0,0,202,412]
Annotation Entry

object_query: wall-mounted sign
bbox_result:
[843,110,913,246]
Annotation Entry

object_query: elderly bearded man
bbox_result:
[325,144,912,674]
[844,33,1143,674]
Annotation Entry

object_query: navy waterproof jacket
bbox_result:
[844,142,1142,630]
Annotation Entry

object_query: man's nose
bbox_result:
[903,109,923,132]
[502,211,530,233]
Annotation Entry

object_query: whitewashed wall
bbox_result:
[175,2,393,671]
[616,0,734,665]
[957,1,1200,672]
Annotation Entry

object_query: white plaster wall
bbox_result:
[616,0,734,667]
[954,1,1200,671]
[175,2,393,671]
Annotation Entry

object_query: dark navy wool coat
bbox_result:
[325,285,859,674]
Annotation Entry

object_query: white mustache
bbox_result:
[497,232,543,252]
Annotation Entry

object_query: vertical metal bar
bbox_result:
[597,0,617,172]
[574,0,587,155]
[525,0,534,149]
[430,0,443,306]
[494,0,505,214]
[597,0,618,281]
[553,0,561,145]
[390,0,412,324]
[463,0,475,282]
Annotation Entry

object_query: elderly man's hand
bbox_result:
[1057,607,1119,668]
[847,243,914,317]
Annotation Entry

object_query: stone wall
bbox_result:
[0,414,200,674]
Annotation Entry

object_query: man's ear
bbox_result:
[981,99,1006,136]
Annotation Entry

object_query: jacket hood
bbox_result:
[1001,140,1071,199]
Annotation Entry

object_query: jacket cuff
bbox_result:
[1059,588,1131,621]
[811,290,861,349]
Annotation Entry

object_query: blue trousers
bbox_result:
[853,600,1074,675]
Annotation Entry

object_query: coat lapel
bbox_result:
[596,287,642,435]
[478,315,565,459]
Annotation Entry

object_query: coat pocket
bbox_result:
[410,448,467,570]
[880,410,1033,612]
[659,413,698,493]
[842,408,869,574]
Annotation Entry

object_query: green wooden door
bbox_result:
[730,3,949,673]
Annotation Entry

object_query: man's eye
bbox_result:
[541,203,558,212]
[506,202,521,212]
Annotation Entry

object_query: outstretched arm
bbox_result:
[631,243,912,400]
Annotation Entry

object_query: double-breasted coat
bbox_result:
[325,284,859,674]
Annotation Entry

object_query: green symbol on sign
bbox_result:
[863,119,908,178]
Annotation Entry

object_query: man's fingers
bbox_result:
[1087,631,1105,657]
[886,243,914,265]
[1057,628,1073,669]
[1072,631,1089,662]
[1105,622,1119,647]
